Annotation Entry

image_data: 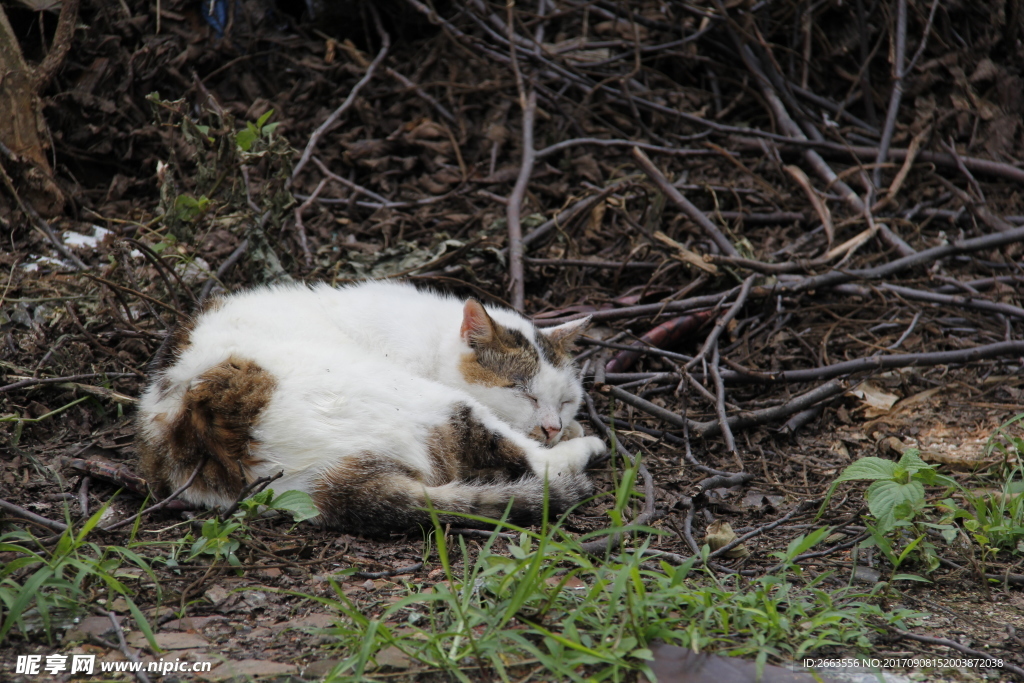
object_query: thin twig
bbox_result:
[99,610,152,683]
[0,372,135,394]
[605,379,849,437]
[686,275,754,370]
[873,0,907,189]
[0,498,68,533]
[102,456,209,532]
[580,392,658,556]
[506,89,537,312]
[605,340,1024,386]
[291,20,390,184]
[218,471,285,520]
[353,562,425,579]
[709,343,737,460]
[631,147,739,257]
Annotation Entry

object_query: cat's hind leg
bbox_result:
[138,356,276,508]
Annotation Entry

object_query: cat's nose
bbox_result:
[542,425,560,442]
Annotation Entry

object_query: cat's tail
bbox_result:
[313,471,594,536]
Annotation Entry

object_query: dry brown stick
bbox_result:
[709,343,737,459]
[199,237,249,302]
[0,497,69,533]
[0,149,88,270]
[606,340,1024,386]
[520,178,634,250]
[1,372,135,394]
[706,499,818,560]
[353,562,425,580]
[123,238,196,310]
[291,21,390,185]
[835,283,1024,320]
[873,0,907,189]
[507,89,537,312]
[939,558,1024,588]
[100,610,153,683]
[33,0,80,90]
[535,288,736,327]
[385,67,456,123]
[907,0,943,72]
[83,273,179,316]
[525,257,661,269]
[605,379,849,438]
[756,138,1024,185]
[716,12,915,257]
[762,532,868,574]
[785,224,1024,293]
[536,137,712,160]
[218,470,285,520]
[293,177,327,267]
[631,147,739,257]
[312,156,391,204]
[686,274,754,370]
[933,175,1013,234]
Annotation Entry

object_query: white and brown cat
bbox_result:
[136,281,605,535]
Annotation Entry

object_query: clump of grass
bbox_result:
[0,501,160,646]
[295,473,920,682]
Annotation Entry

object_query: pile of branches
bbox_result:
[3,0,1024,570]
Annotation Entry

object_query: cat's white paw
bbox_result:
[533,435,606,477]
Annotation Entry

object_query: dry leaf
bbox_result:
[847,381,899,417]
[704,520,749,558]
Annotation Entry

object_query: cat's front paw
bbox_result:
[575,435,608,468]
[545,435,606,474]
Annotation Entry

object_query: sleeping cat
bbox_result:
[136,281,606,535]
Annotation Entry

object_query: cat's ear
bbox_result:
[460,299,497,345]
[541,316,591,349]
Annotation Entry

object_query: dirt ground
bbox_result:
[2,0,1024,680]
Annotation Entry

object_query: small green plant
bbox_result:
[188,488,318,568]
[235,109,280,153]
[937,467,1024,561]
[0,502,159,646]
[820,449,957,576]
[172,193,211,223]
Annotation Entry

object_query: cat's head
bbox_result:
[457,299,590,446]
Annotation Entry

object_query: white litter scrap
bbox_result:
[63,225,112,249]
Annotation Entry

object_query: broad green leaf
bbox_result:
[835,457,898,483]
[269,490,319,522]
[896,449,933,474]
[865,480,925,524]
